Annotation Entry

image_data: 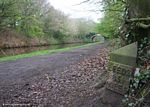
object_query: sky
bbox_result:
[48,0,104,22]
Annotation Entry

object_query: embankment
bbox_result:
[0,30,84,49]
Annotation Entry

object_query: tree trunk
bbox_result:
[120,0,150,64]
[119,1,150,106]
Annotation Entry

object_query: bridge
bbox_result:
[91,34,105,42]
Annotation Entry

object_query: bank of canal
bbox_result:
[0,42,98,62]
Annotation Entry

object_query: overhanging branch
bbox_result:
[87,8,124,12]
[126,17,150,23]
[73,0,90,6]
[137,23,150,29]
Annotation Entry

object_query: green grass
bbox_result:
[0,42,99,62]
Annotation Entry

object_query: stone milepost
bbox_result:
[106,61,133,94]
[101,42,137,107]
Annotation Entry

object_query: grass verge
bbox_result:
[0,42,100,62]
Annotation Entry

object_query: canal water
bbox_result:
[0,43,86,58]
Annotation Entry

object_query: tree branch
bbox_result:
[73,0,90,6]
[102,8,124,12]
[126,17,150,23]
[137,23,150,29]
[87,8,124,12]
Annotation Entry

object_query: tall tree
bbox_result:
[119,0,150,64]
[0,0,20,30]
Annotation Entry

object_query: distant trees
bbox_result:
[0,0,95,44]
[95,0,125,38]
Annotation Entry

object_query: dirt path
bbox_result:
[0,43,109,106]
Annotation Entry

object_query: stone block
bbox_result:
[106,61,133,95]
[102,42,138,107]
[110,42,137,66]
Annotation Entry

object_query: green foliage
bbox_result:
[95,0,125,38]
[95,14,118,38]
[122,69,150,107]
[0,0,19,29]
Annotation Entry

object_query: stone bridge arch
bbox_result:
[91,34,105,42]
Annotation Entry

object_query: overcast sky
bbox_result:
[48,0,104,22]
